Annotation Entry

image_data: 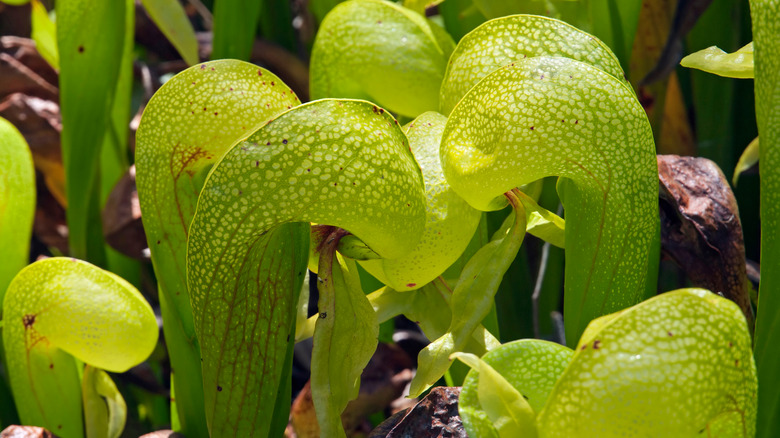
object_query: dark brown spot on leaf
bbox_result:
[593,340,601,349]
[217,385,223,391]
[78,46,84,53]
[23,314,36,328]
[319,312,327,319]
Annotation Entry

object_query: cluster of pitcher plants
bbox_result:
[0,0,778,437]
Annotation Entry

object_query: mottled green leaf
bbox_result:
[733,136,759,186]
[30,0,58,70]
[310,0,454,118]
[312,254,378,438]
[441,56,658,346]
[360,111,481,291]
[410,201,526,396]
[82,366,126,438]
[458,340,573,438]
[141,0,199,66]
[751,1,780,437]
[538,289,756,437]
[187,99,426,436]
[0,117,35,302]
[440,14,625,114]
[452,352,537,438]
[681,42,754,79]
[3,258,158,437]
[136,60,300,437]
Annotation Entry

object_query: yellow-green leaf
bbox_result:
[441,56,658,346]
[310,0,454,118]
[538,289,757,437]
[3,258,157,437]
[458,340,573,438]
[136,60,300,437]
[453,352,538,438]
[82,366,127,438]
[733,136,759,186]
[141,0,199,66]
[0,117,35,301]
[410,202,527,396]
[440,14,626,115]
[359,111,481,291]
[312,255,378,438]
[30,0,59,70]
[681,42,754,79]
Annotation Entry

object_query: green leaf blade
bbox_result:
[441,56,659,345]
[312,256,379,438]
[141,0,199,66]
[453,351,538,438]
[82,366,127,438]
[0,117,35,301]
[57,0,126,262]
[310,0,454,118]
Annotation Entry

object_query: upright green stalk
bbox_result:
[57,0,126,263]
[750,1,780,437]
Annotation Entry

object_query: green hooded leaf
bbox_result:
[360,111,481,291]
[440,14,625,114]
[440,56,658,346]
[187,99,426,436]
[3,258,157,437]
[136,60,300,437]
[681,42,754,79]
[310,0,455,117]
[538,289,756,437]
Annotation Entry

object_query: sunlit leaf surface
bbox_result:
[3,258,157,437]
[310,0,454,117]
[187,99,426,436]
[681,42,754,79]
[539,289,756,437]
